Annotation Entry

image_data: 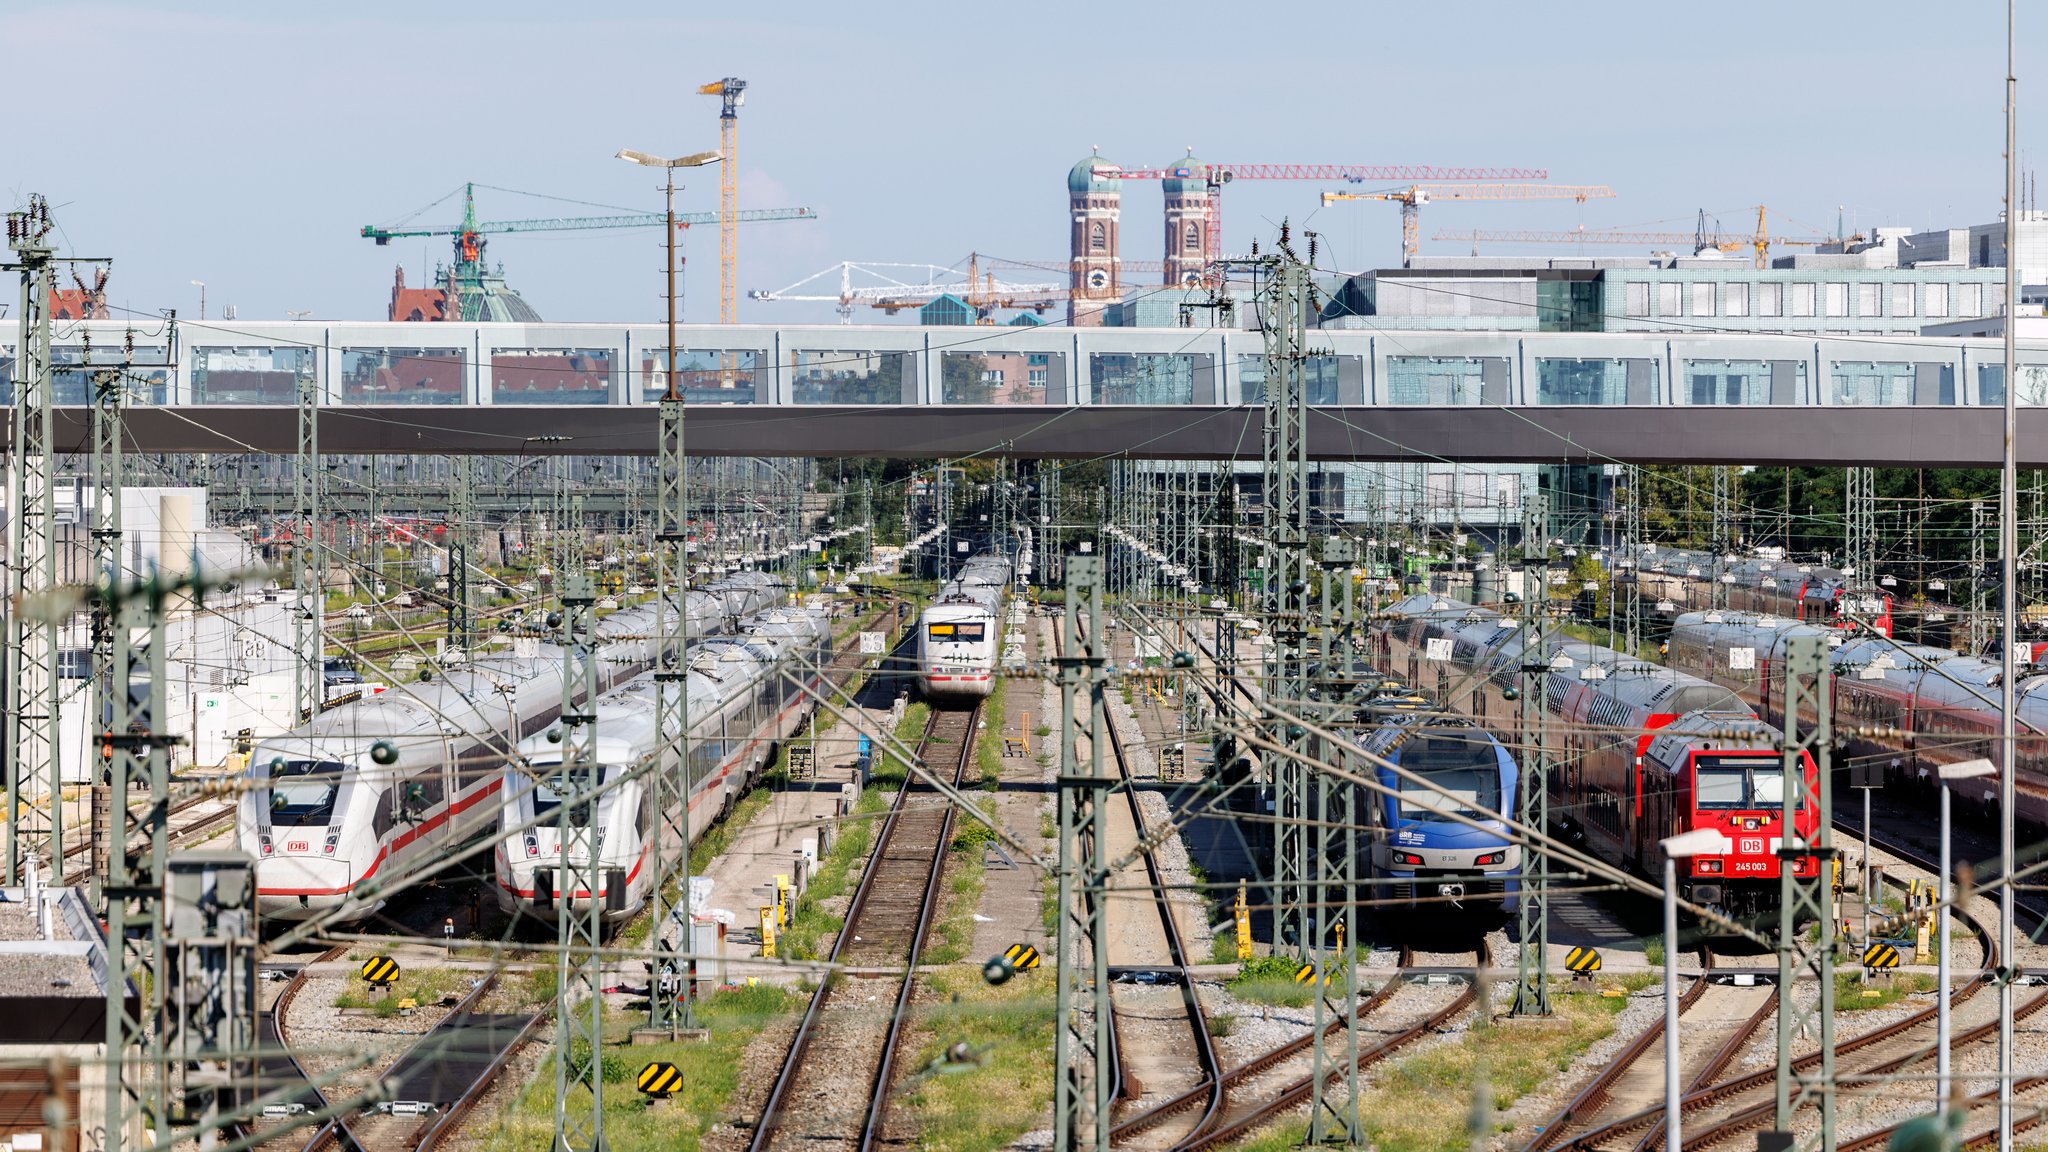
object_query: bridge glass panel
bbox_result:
[1829,361,1917,406]
[1241,355,1345,405]
[52,344,169,405]
[639,350,762,404]
[340,347,465,405]
[0,347,10,405]
[791,350,910,404]
[192,346,315,404]
[490,347,613,405]
[1385,356,1487,404]
[1976,364,2048,406]
[1091,353,1195,404]
[1683,359,1772,405]
[939,351,1064,404]
[1535,357,1656,404]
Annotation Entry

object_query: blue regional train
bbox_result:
[1354,713,1521,917]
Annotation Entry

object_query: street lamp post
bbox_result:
[1937,757,1996,1118]
[616,145,719,1040]
[1660,828,1730,1152]
[189,279,206,321]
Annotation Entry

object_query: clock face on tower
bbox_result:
[1086,269,1110,292]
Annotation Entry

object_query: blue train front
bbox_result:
[1355,714,1520,917]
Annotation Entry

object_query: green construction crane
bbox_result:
[360,182,814,267]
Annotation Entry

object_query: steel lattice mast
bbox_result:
[1511,494,1553,1016]
[555,572,606,1150]
[1053,556,1111,1152]
[294,367,323,723]
[5,196,61,884]
[1773,635,1836,1152]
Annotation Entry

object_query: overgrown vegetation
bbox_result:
[481,983,801,1152]
[1836,971,1934,1010]
[1227,954,1317,1008]
[899,969,1057,1152]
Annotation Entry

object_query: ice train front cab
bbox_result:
[494,733,651,923]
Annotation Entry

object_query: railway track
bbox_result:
[1161,944,1491,1152]
[252,946,368,1152]
[1548,904,2001,1152]
[1093,648,1223,1150]
[1525,951,1774,1152]
[744,699,981,1152]
[258,948,544,1152]
[60,790,237,886]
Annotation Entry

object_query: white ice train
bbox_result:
[492,605,831,922]
[240,574,786,922]
[915,552,1013,701]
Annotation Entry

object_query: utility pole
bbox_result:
[1998,6,2020,1144]
[1053,557,1111,1152]
[1771,635,1836,1152]
[555,573,605,1152]
[294,364,323,722]
[1311,533,1363,1146]
[1511,494,1553,1016]
[5,195,62,884]
[1972,501,1989,655]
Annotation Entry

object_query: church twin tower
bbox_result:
[1067,149,1215,326]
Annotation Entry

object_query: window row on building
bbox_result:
[1619,279,1997,321]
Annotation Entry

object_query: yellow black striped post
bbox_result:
[1862,941,1902,971]
[1003,943,1041,971]
[637,1061,683,1099]
[1294,962,1318,986]
[360,955,401,986]
[1564,947,1602,979]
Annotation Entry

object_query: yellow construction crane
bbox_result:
[699,77,748,323]
[1320,183,1615,266]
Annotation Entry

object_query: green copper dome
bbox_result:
[1069,149,1120,196]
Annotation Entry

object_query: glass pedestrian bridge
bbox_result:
[5,321,2046,465]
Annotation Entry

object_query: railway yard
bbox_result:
[14,15,2048,1145]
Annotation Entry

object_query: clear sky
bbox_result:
[1,0,2040,328]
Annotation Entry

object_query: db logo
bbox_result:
[286,841,309,853]
[1739,837,1765,855]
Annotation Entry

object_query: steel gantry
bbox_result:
[555,573,607,1151]
[1511,494,1553,1016]
[1712,466,1737,611]
[1053,556,1112,1152]
[1774,635,1837,1152]
[88,342,127,891]
[1846,466,1877,592]
[5,195,63,883]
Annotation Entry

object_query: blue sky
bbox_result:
[0,1,2038,327]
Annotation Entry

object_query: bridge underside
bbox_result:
[16,405,2044,467]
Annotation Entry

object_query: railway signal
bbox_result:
[1862,941,1902,972]
[1565,947,1603,978]
[1005,943,1041,971]
[360,955,400,987]
[637,1061,683,1099]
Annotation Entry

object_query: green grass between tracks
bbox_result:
[897,968,1056,1152]
[478,983,801,1152]
[1230,985,1629,1152]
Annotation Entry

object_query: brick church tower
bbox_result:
[1162,151,1215,289]
[1067,148,1121,327]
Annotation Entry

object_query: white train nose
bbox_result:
[256,856,356,919]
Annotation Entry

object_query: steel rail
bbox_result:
[1522,950,1717,1152]
[1094,631,1224,1145]
[1172,943,1492,1152]
[744,700,980,1152]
